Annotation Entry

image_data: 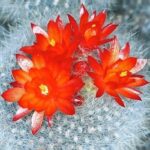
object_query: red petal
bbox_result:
[99,50,112,68]
[59,78,84,98]
[31,23,48,37]
[93,10,107,28]
[96,88,104,97]
[57,99,75,115]
[64,77,84,91]
[113,57,137,72]
[20,46,35,54]
[98,37,115,46]
[12,69,31,84]
[68,14,79,33]
[45,100,57,116]
[72,95,84,106]
[109,36,120,63]
[119,42,130,59]
[46,116,53,127]
[127,77,149,87]
[89,10,96,21]
[13,107,31,121]
[16,54,33,72]
[101,23,118,37]
[47,20,62,43]
[80,4,89,31]
[131,59,147,73]
[10,81,23,88]
[35,34,49,50]
[116,87,141,100]
[88,72,104,88]
[18,93,35,108]
[32,54,45,69]
[31,111,44,135]
[56,15,63,26]
[2,88,25,102]
[106,89,125,107]
[88,56,103,74]
[114,95,125,107]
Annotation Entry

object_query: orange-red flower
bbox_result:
[21,16,78,61]
[88,37,148,106]
[68,4,118,50]
[2,54,84,134]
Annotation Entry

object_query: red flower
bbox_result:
[68,4,118,50]
[2,54,84,134]
[88,37,148,106]
[21,16,78,61]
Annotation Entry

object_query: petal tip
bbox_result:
[31,128,39,135]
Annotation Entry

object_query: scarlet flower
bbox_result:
[68,4,118,50]
[88,37,149,106]
[21,16,78,61]
[2,54,84,134]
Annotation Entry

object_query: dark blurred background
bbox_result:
[112,0,150,57]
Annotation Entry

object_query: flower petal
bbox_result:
[31,111,44,135]
[89,10,96,21]
[46,116,53,127]
[68,14,78,33]
[12,69,31,84]
[32,55,45,69]
[80,4,88,18]
[119,42,130,59]
[18,93,35,108]
[72,95,84,106]
[114,95,125,107]
[47,20,62,43]
[35,34,49,50]
[106,89,125,107]
[20,46,35,54]
[80,4,89,31]
[2,88,25,102]
[109,36,120,63]
[112,57,137,72]
[13,107,31,121]
[31,23,48,37]
[10,81,23,88]
[127,77,149,87]
[93,10,106,27]
[16,54,33,72]
[88,56,103,74]
[116,87,141,100]
[131,59,147,73]
[45,100,57,116]
[101,23,118,37]
[57,99,75,115]
[59,78,84,99]
[96,88,104,97]
[88,72,103,87]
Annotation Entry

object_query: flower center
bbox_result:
[120,71,127,77]
[39,84,49,95]
[92,24,96,28]
[84,27,96,40]
[49,38,56,47]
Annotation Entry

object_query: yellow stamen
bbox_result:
[84,28,96,40]
[92,24,96,28]
[49,38,56,47]
[120,71,127,77]
[39,84,49,95]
